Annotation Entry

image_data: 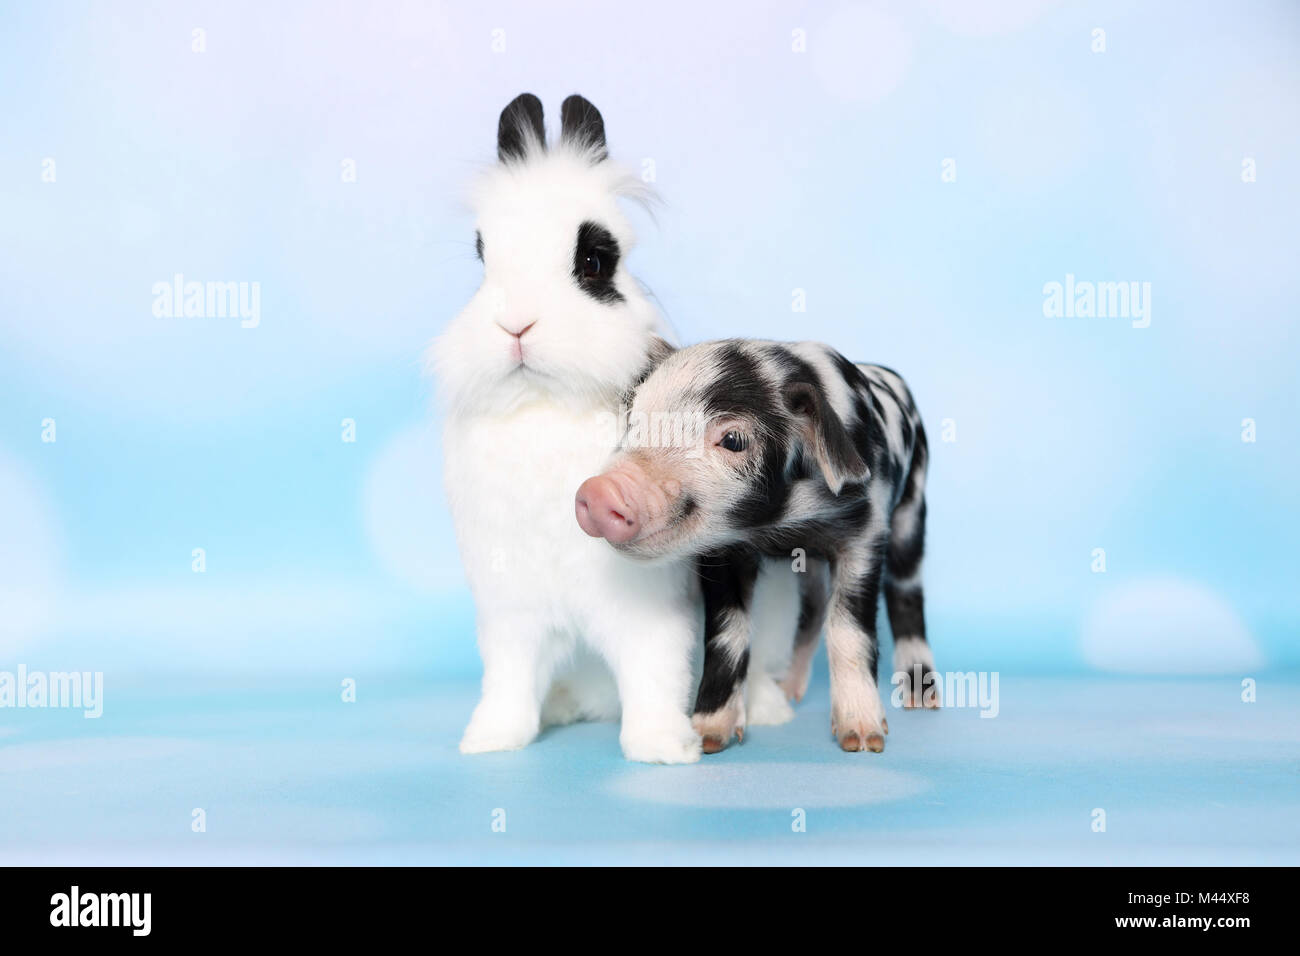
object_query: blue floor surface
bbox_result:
[2,673,1297,865]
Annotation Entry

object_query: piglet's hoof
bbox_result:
[902,692,942,710]
[833,716,887,752]
[693,708,744,754]
[700,725,744,754]
[838,731,886,753]
[899,673,942,709]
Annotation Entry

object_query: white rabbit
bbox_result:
[427,93,702,763]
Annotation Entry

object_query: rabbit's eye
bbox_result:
[573,221,623,303]
[718,431,747,453]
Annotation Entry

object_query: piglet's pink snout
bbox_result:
[575,475,641,544]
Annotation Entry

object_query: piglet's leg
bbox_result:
[885,429,940,709]
[826,537,890,753]
[692,548,760,753]
[780,556,830,703]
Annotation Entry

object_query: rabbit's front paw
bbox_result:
[460,702,539,754]
[620,715,702,764]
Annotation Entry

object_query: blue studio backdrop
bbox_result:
[1,0,1297,864]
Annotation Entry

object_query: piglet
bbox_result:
[576,339,940,753]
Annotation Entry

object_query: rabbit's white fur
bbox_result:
[429,131,702,764]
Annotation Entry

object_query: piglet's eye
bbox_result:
[718,431,747,452]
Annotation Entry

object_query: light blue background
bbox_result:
[1,1,1297,864]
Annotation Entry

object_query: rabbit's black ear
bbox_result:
[498,93,546,163]
[560,94,607,160]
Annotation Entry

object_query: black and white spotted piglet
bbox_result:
[575,339,940,753]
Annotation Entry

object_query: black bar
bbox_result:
[0,866,1283,941]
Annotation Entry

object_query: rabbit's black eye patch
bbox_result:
[475,231,484,261]
[573,221,623,303]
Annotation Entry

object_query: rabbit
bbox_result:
[427,93,703,764]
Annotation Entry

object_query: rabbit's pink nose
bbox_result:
[575,476,640,544]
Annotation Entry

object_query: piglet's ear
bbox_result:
[560,94,608,161]
[498,93,546,163]
[784,381,869,495]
